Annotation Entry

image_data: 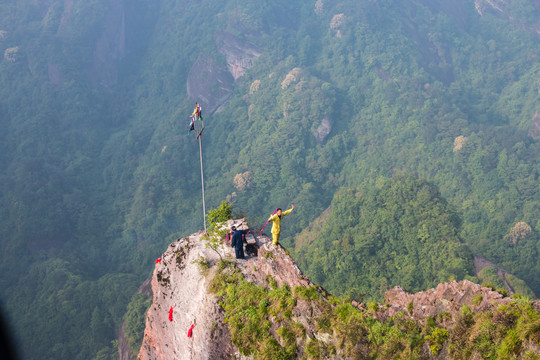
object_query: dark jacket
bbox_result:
[231,230,248,249]
[231,229,248,259]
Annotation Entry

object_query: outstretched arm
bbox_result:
[282,205,295,216]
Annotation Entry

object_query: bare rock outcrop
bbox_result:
[186,32,262,113]
[475,0,507,15]
[138,220,324,360]
[233,171,253,191]
[473,254,517,295]
[529,110,540,139]
[383,279,540,322]
[314,0,324,15]
[314,116,332,144]
[453,135,468,152]
[215,32,262,81]
[186,56,235,114]
[238,231,317,291]
[330,13,346,37]
[3,46,18,62]
[138,230,236,360]
[281,68,303,89]
[138,221,540,359]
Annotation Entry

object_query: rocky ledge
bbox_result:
[138,220,540,359]
[138,219,322,359]
[384,280,540,321]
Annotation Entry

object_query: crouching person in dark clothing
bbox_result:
[230,226,249,259]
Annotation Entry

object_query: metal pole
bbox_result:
[198,131,207,233]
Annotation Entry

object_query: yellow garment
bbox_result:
[191,105,200,119]
[268,208,293,236]
[272,233,280,245]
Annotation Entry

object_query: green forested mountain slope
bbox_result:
[295,175,475,301]
[0,0,539,359]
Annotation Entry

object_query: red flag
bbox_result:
[168,307,174,322]
[187,323,195,338]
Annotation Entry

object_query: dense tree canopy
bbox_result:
[0,0,539,358]
[295,175,474,301]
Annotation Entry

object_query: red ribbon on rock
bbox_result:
[156,257,162,263]
[168,306,174,321]
[187,323,195,338]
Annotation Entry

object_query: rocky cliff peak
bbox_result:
[137,228,233,360]
[138,220,540,359]
[138,219,325,359]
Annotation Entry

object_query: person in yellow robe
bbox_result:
[268,205,295,245]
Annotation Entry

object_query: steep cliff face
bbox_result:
[186,56,235,114]
[139,221,540,359]
[89,0,125,89]
[215,32,263,81]
[138,229,235,360]
[530,110,540,139]
[186,32,263,114]
[138,219,323,359]
[54,0,126,89]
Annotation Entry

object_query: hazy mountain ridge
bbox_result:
[0,0,539,358]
